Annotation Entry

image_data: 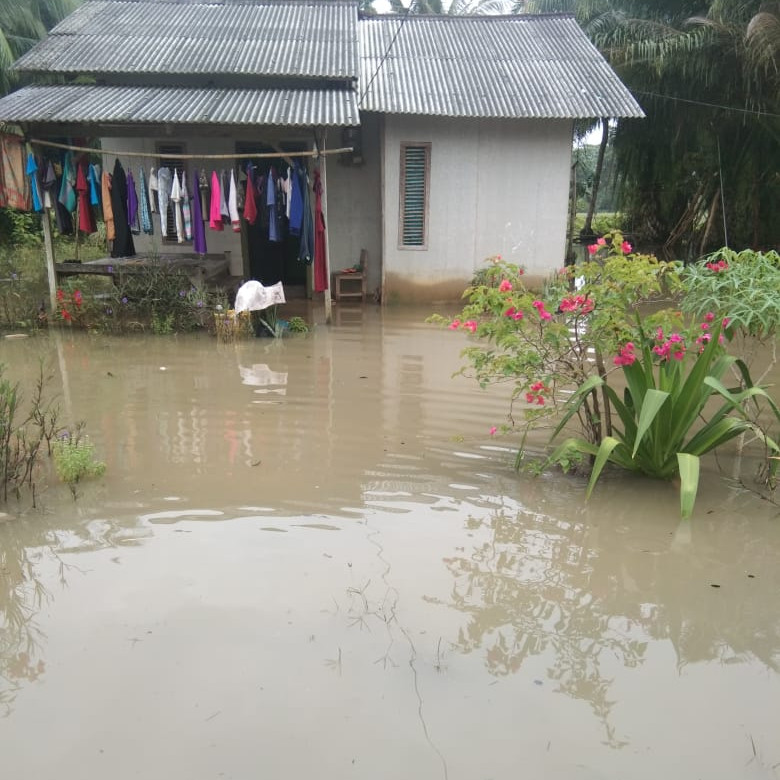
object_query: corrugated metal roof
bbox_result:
[0,85,360,127]
[359,14,644,119]
[15,0,359,80]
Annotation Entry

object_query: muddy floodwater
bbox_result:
[1,305,779,780]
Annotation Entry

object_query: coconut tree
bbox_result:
[0,0,79,95]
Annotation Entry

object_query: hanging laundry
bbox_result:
[42,160,56,210]
[0,134,29,210]
[282,166,292,219]
[88,164,101,206]
[209,170,224,231]
[139,167,154,235]
[76,162,96,234]
[25,153,43,212]
[228,169,240,232]
[243,164,258,225]
[58,152,77,213]
[289,161,305,235]
[148,167,158,212]
[181,171,192,241]
[191,168,207,254]
[267,167,282,243]
[313,169,328,292]
[219,169,229,220]
[156,167,172,237]
[170,169,185,243]
[298,166,314,265]
[126,169,140,234]
[199,169,209,215]
[102,170,115,241]
[110,158,135,258]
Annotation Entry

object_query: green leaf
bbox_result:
[677,453,700,520]
[633,388,670,458]
[550,374,604,442]
[585,436,623,499]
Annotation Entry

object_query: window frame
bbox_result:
[397,142,431,251]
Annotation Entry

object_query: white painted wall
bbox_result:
[100,136,245,276]
[380,116,574,302]
[324,114,383,296]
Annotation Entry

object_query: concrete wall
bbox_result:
[101,136,245,276]
[323,114,383,297]
[380,115,574,303]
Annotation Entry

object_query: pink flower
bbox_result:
[525,392,535,403]
[448,319,460,330]
[614,342,636,367]
[705,259,729,272]
[621,241,632,254]
[512,311,524,321]
[560,295,594,315]
[597,237,607,247]
[489,426,497,436]
[722,317,731,328]
[532,300,552,321]
[504,306,516,317]
[463,320,477,333]
[704,312,715,322]
[498,279,513,292]
[700,322,709,331]
[672,349,685,361]
[655,327,664,341]
[669,333,683,343]
[587,244,598,255]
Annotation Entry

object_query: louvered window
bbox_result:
[399,143,430,249]
[157,143,186,243]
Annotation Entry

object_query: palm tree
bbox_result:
[526,0,780,253]
[0,0,79,95]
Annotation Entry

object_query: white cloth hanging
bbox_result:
[228,169,240,232]
[170,169,185,243]
[148,167,158,213]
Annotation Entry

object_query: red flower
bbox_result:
[614,342,636,367]
[56,289,65,302]
[531,300,552,321]
[448,319,461,330]
[498,279,513,292]
[621,240,633,254]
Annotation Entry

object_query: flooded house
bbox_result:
[0,0,642,302]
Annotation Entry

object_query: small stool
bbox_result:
[332,249,367,302]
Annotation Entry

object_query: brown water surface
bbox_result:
[1,306,779,780]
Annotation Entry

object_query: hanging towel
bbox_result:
[220,169,229,219]
[139,167,153,235]
[228,169,240,232]
[88,164,100,206]
[170,169,185,243]
[267,167,281,242]
[313,170,328,292]
[209,170,224,231]
[0,134,28,210]
[58,152,77,212]
[191,168,207,254]
[243,164,257,225]
[25,153,43,212]
[126,169,140,234]
[110,159,135,258]
[156,167,172,237]
[101,171,115,241]
[148,167,158,212]
[76,162,96,234]
[181,171,192,241]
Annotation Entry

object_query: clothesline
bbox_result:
[29,138,353,161]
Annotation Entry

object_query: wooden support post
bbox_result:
[41,208,58,315]
[319,134,333,325]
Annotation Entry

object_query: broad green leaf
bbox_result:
[550,374,604,441]
[683,417,750,456]
[677,453,700,519]
[633,389,670,458]
[585,436,623,499]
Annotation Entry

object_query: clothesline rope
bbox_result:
[29,138,353,161]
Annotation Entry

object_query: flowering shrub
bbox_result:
[433,233,779,516]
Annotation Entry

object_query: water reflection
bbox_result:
[0,511,149,714]
[440,502,780,746]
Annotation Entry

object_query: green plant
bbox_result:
[51,429,106,488]
[0,363,60,503]
[432,234,683,455]
[550,319,779,518]
[287,316,309,333]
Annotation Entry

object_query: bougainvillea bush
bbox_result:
[433,233,779,517]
